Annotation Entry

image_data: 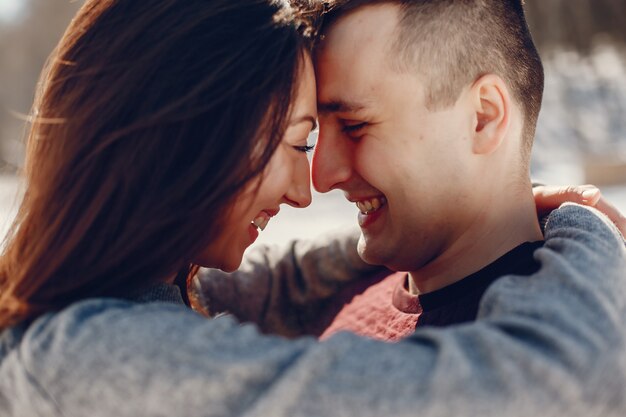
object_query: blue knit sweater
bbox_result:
[1,204,625,416]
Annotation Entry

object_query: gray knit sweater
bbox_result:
[1,204,625,417]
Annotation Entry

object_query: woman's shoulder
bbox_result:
[1,296,314,416]
[19,296,237,362]
[4,297,207,373]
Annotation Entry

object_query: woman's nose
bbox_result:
[284,158,312,208]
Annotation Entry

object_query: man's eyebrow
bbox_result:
[317,100,367,115]
[289,115,317,131]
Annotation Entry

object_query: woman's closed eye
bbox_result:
[293,144,315,153]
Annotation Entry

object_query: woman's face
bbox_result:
[196,56,317,271]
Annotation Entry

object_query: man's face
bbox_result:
[312,4,479,272]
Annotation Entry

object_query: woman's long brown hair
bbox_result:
[0,0,313,329]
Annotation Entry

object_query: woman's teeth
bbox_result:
[356,196,386,214]
[251,215,270,231]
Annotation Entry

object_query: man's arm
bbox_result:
[47,205,625,416]
[191,227,386,337]
[248,204,626,416]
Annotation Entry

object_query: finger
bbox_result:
[533,184,601,216]
[594,196,626,237]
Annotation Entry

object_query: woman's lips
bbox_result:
[248,223,260,243]
[250,208,279,232]
[252,213,270,231]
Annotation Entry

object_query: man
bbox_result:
[195,0,624,340]
[307,0,548,340]
[192,0,626,333]
[191,1,626,414]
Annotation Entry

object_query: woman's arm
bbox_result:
[193,185,625,337]
[191,227,386,336]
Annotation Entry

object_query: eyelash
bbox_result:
[294,145,315,153]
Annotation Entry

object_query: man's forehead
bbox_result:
[317,3,400,51]
[314,45,374,114]
[314,4,400,105]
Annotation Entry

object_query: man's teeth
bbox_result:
[356,197,386,214]
[252,216,270,231]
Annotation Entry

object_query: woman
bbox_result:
[0,0,317,319]
[0,1,624,416]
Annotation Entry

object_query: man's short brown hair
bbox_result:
[319,0,544,162]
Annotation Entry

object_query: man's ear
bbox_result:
[470,74,511,155]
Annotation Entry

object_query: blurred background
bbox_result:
[1,0,626,247]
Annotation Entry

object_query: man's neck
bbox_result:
[408,183,543,295]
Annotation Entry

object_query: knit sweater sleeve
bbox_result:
[243,204,626,416]
[16,205,626,417]
[191,227,387,337]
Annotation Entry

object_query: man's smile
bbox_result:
[355,196,387,215]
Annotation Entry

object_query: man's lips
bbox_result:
[346,195,388,228]
[357,202,386,228]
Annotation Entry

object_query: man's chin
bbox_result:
[357,234,388,266]
[358,233,429,272]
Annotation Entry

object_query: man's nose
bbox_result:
[311,128,353,193]
[284,157,312,208]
